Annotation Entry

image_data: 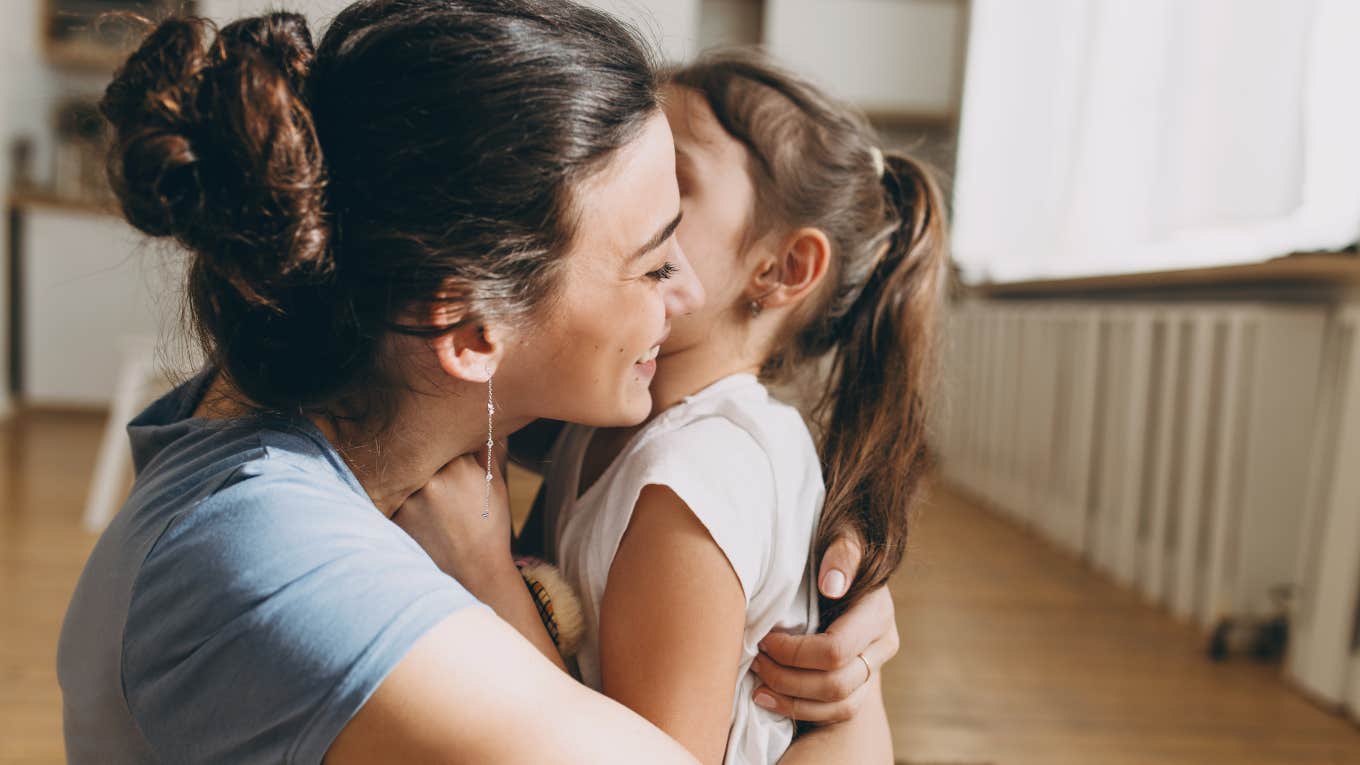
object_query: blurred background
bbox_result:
[3,1,1360,763]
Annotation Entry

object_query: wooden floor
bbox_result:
[3,411,1360,764]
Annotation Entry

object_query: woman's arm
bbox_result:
[776,674,891,764]
[598,485,748,765]
[327,606,701,764]
[754,534,901,759]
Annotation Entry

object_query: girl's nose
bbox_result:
[662,242,706,318]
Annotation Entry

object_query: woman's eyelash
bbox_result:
[647,262,678,281]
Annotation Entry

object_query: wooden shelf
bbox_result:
[44,39,126,72]
[8,190,118,217]
[971,252,1360,298]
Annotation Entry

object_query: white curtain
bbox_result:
[952,0,1360,283]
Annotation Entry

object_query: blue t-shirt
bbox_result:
[57,366,485,763]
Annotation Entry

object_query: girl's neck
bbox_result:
[647,346,760,417]
[578,346,760,501]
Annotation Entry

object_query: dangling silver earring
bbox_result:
[748,299,764,318]
[483,371,495,519]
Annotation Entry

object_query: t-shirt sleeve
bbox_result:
[628,416,777,603]
[121,465,486,764]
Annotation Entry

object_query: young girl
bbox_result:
[532,50,948,764]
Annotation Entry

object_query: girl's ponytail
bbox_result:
[813,153,947,625]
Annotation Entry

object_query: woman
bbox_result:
[57,2,896,762]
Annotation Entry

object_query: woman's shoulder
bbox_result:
[123,417,451,661]
[139,426,418,588]
[115,426,479,759]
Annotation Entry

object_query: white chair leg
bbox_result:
[82,338,157,533]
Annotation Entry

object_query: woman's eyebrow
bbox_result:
[630,210,684,260]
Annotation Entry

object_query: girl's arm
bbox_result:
[598,484,749,765]
[327,606,701,764]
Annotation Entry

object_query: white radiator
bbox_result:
[939,302,1328,635]
[1288,305,1360,718]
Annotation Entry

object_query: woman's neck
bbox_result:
[194,370,520,517]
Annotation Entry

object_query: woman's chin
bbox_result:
[614,385,655,426]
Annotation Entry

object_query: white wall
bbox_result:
[0,1,45,417]
[198,0,352,32]
[2,1,119,414]
[20,209,177,407]
[764,0,964,117]
[698,0,764,49]
[579,0,702,62]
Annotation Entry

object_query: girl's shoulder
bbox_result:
[614,375,824,608]
[642,373,819,473]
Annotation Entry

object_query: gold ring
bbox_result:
[857,653,872,684]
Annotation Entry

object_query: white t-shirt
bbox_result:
[541,373,825,765]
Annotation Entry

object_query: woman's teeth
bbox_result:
[637,345,660,364]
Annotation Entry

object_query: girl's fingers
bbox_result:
[751,633,893,703]
[758,585,896,671]
[751,671,873,724]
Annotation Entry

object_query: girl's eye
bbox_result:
[647,262,678,281]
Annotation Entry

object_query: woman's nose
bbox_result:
[663,242,706,318]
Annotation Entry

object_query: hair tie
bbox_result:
[870,146,885,178]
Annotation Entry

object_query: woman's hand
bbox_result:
[393,446,569,670]
[751,533,900,724]
[393,447,513,589]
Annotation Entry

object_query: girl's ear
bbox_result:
[748,227,832,311]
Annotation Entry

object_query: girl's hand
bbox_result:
[393,447,513,589]
[751,533,900,723]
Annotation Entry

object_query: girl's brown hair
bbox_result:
[670,49,948,625]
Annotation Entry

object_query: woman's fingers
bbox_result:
[750,634,892,703]
[751,670,873,724]
[758,585,897,671]
[391,452,514,578]
[817,531,864,599]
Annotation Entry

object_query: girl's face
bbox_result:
[659,85,762,357]
[495,111,706,426]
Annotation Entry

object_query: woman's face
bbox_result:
[659,85,762,357]
[496,111,705,426]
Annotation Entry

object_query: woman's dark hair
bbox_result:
[100,0,660,418]
[669,49,948,627]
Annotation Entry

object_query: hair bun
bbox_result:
[103,11,331,308]
[212,11,316,95]
[100,16,212,237]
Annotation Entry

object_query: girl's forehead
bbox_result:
[665,87,723,141]
[666,91,747,168]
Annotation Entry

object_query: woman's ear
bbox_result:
[431,323,503,383]
[423,296,505,383]
[749,227,831,311]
